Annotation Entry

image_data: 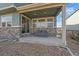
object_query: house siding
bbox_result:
[19,14,22,26]
[12,13,20,26]
[14,3,31,7]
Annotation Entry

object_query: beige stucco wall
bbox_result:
[66,10,79,30]
[66,10,79,25]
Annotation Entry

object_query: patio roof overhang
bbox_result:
[17,3,65,18]
[23,6,62,18]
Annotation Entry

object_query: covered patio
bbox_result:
[17,3,66,47]
[19,37,64,47]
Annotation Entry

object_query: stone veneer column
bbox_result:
[62,4,67,46]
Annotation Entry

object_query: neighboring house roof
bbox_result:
[0,3,14,9]
[66,9,79,30]
[14,3,32,7]
[0,3,32,9]
[0,3,32,14]
[0,3,30,14]
[0,3,17,14]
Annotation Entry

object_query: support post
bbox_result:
[62,4,67,46]
[54,17,57,37]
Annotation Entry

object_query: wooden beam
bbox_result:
[17,3,49,10]
[17,3,65,13]
[21,14,31,20]
[32,16,54,20]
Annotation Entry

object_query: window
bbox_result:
[1,14,12,27]
[47,18,54,28]
[48,22,54,28]
[33,23,36,27]
[33,20,37,23]
[2,22,6,27]
[47,18,53,22]
[7,21,12,27]
[38,19,45,22]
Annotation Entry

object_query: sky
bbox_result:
[57,3,79,27]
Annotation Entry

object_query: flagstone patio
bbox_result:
[0,41,70,56]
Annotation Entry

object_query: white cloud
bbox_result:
[66,7,75,16]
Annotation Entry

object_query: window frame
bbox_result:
[47,18,54,28]
[47,18,53,22]
[47,22,54,28]
[38,19,45,22]
[1,14,12,27]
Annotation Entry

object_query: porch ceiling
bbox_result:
[23,6,62,18]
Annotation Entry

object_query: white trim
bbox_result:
[12,26,22,27]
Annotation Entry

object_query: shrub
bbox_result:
[75,33,79,42]
[70,32,75,40]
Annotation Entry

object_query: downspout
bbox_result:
[66,45,74,56]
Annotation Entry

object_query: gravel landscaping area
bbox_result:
[67,38,79,56]
[0,41,71,56]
